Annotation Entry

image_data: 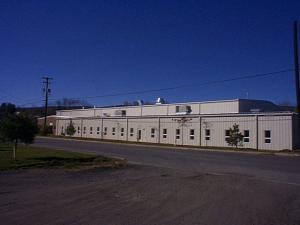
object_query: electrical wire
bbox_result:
[1,68,296,106]
[0,89,44,102]
[50,68,296,100]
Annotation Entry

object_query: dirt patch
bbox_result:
[1,165,300,225]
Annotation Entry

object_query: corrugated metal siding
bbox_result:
[190,103,200,115]
[102,118,127,140]
[80,119,101,138]
[141,105,168,116]
[182,118,200,146]
[94,109,103,117]
[258,115,292,150]
[160,118,177,144]
[55,99,288,118]
[200,101,239,114]
[200,116,257,148]
[126,118,159,143]
[71,119,82,137]
[55,113,295,150]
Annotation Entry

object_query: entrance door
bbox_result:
[137,129,142,141]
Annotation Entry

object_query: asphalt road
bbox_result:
[33,137,300,186]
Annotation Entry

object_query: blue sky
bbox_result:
[1,0,299,107]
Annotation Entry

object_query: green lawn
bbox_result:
[0,143,126,170]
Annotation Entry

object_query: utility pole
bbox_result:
[42,77,53,128]
[294,21,300,138]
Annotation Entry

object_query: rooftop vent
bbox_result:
[156,97,165,105]
[250,108,262,112]
[137,100,144,106]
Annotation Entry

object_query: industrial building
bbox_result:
[55,99,299,151]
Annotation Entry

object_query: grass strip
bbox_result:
[0,143,126,171]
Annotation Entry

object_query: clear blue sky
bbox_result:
[1,0,299,107]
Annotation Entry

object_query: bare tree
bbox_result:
[278,101,296,112]
[51,98,93,110]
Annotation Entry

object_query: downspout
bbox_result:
[158,117,161,144]
[255,115,258,150]
[81,118,83,138]
[101,118,104,139]
[199,116,202,147]
[126,118,129,141]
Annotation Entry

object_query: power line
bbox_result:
[1,68,296,106]
[19,100,45,107]
[49,68,296,101]
[0,89,43,102]
[42,77,53,127]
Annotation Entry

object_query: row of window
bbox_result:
[224,130,250,143]
[163,129,195,140]
[65,126,272,144]
[205,129,271,143]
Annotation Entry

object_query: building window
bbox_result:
[225,130,230,141]
[77,127,80,134]
[104,127,107,136]
[90,127,93,135]
[205,129,210,141]
[120,128,124,137]
[151,128,155,138]
[176,129,180,140]
[83,127,86,134]
[97,127,100,135]
[190,129,195,140]
[163,129,167,139]
[244,130,250,143]
[112,127,115,136]
[264,130,271,143]
[130,128,134,137]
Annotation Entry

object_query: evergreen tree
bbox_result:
[226,123,244,148]
[66,121,76,137]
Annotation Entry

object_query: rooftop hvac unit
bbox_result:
[114,110,126,116]
[176,105,192,115]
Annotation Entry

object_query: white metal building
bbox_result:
[55,99,299,150]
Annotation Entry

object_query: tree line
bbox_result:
[51,98,93,110]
